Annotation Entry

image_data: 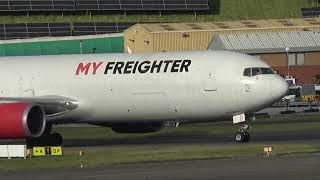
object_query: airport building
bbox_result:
[124,18,320,85]
[209,31,320,85]
[124,18,320,53]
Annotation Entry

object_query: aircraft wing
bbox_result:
[0,95,78,118]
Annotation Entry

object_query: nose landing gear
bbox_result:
[233,113,252,143]
[234,123,251,143]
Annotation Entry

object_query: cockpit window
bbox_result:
[260,68,274,74]
[243,67,274,77]
[252,68,261,76]
[243,68,251,77]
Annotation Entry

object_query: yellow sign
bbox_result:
[79,150,84,157]
[264,147,273,157]
[33,147,46,156]
[50,147,63,156]
[32,146,63,156]
[264,147,273,152]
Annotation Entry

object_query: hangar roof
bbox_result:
[208,31,320,54]
[131,18,320,33]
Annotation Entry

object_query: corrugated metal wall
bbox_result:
[305,52,320,65]
[124,25,153,53]
[150,26,320,52]
[215,26,320,34]
[153,31,215,52]
[0,36,124,56]
[125,27,320,53]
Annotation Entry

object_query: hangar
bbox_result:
[124,18,320,53]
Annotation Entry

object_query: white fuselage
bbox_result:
[0,51,288,124]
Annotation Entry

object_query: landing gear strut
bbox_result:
[233,113,252,143]
[26,124,63,148]
[234,123,251,143]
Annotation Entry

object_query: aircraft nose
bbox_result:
[270,76,289,101]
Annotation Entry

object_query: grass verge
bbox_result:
[0,143,319,171]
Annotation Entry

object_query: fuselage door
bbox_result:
[203,72,217,92]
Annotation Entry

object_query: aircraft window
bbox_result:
[260,68,274,74]
[252,68,261,76]
[243,68,251,77]
[244,67,274,77]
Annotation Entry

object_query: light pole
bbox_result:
[285,47,290,78]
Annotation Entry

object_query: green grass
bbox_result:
[0,0,314,23]
[0,143,319,171]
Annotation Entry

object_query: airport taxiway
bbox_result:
[62,131,320,147]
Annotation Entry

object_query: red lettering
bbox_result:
[92,62,103,75]
[76,63,91,75]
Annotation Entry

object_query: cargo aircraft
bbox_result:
[0,51,288,145]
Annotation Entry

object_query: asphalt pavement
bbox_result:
[2,117,320,180]
[61,131,320,147]
[1,154,320,180]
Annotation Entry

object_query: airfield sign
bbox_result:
[33,147,63,156]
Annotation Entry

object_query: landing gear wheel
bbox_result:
[235,132,244,143]
[234,132,250,143]
[43,123,52,135]
[243,132,250,142]
[26,132,63,148]
[51,132,63,146]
